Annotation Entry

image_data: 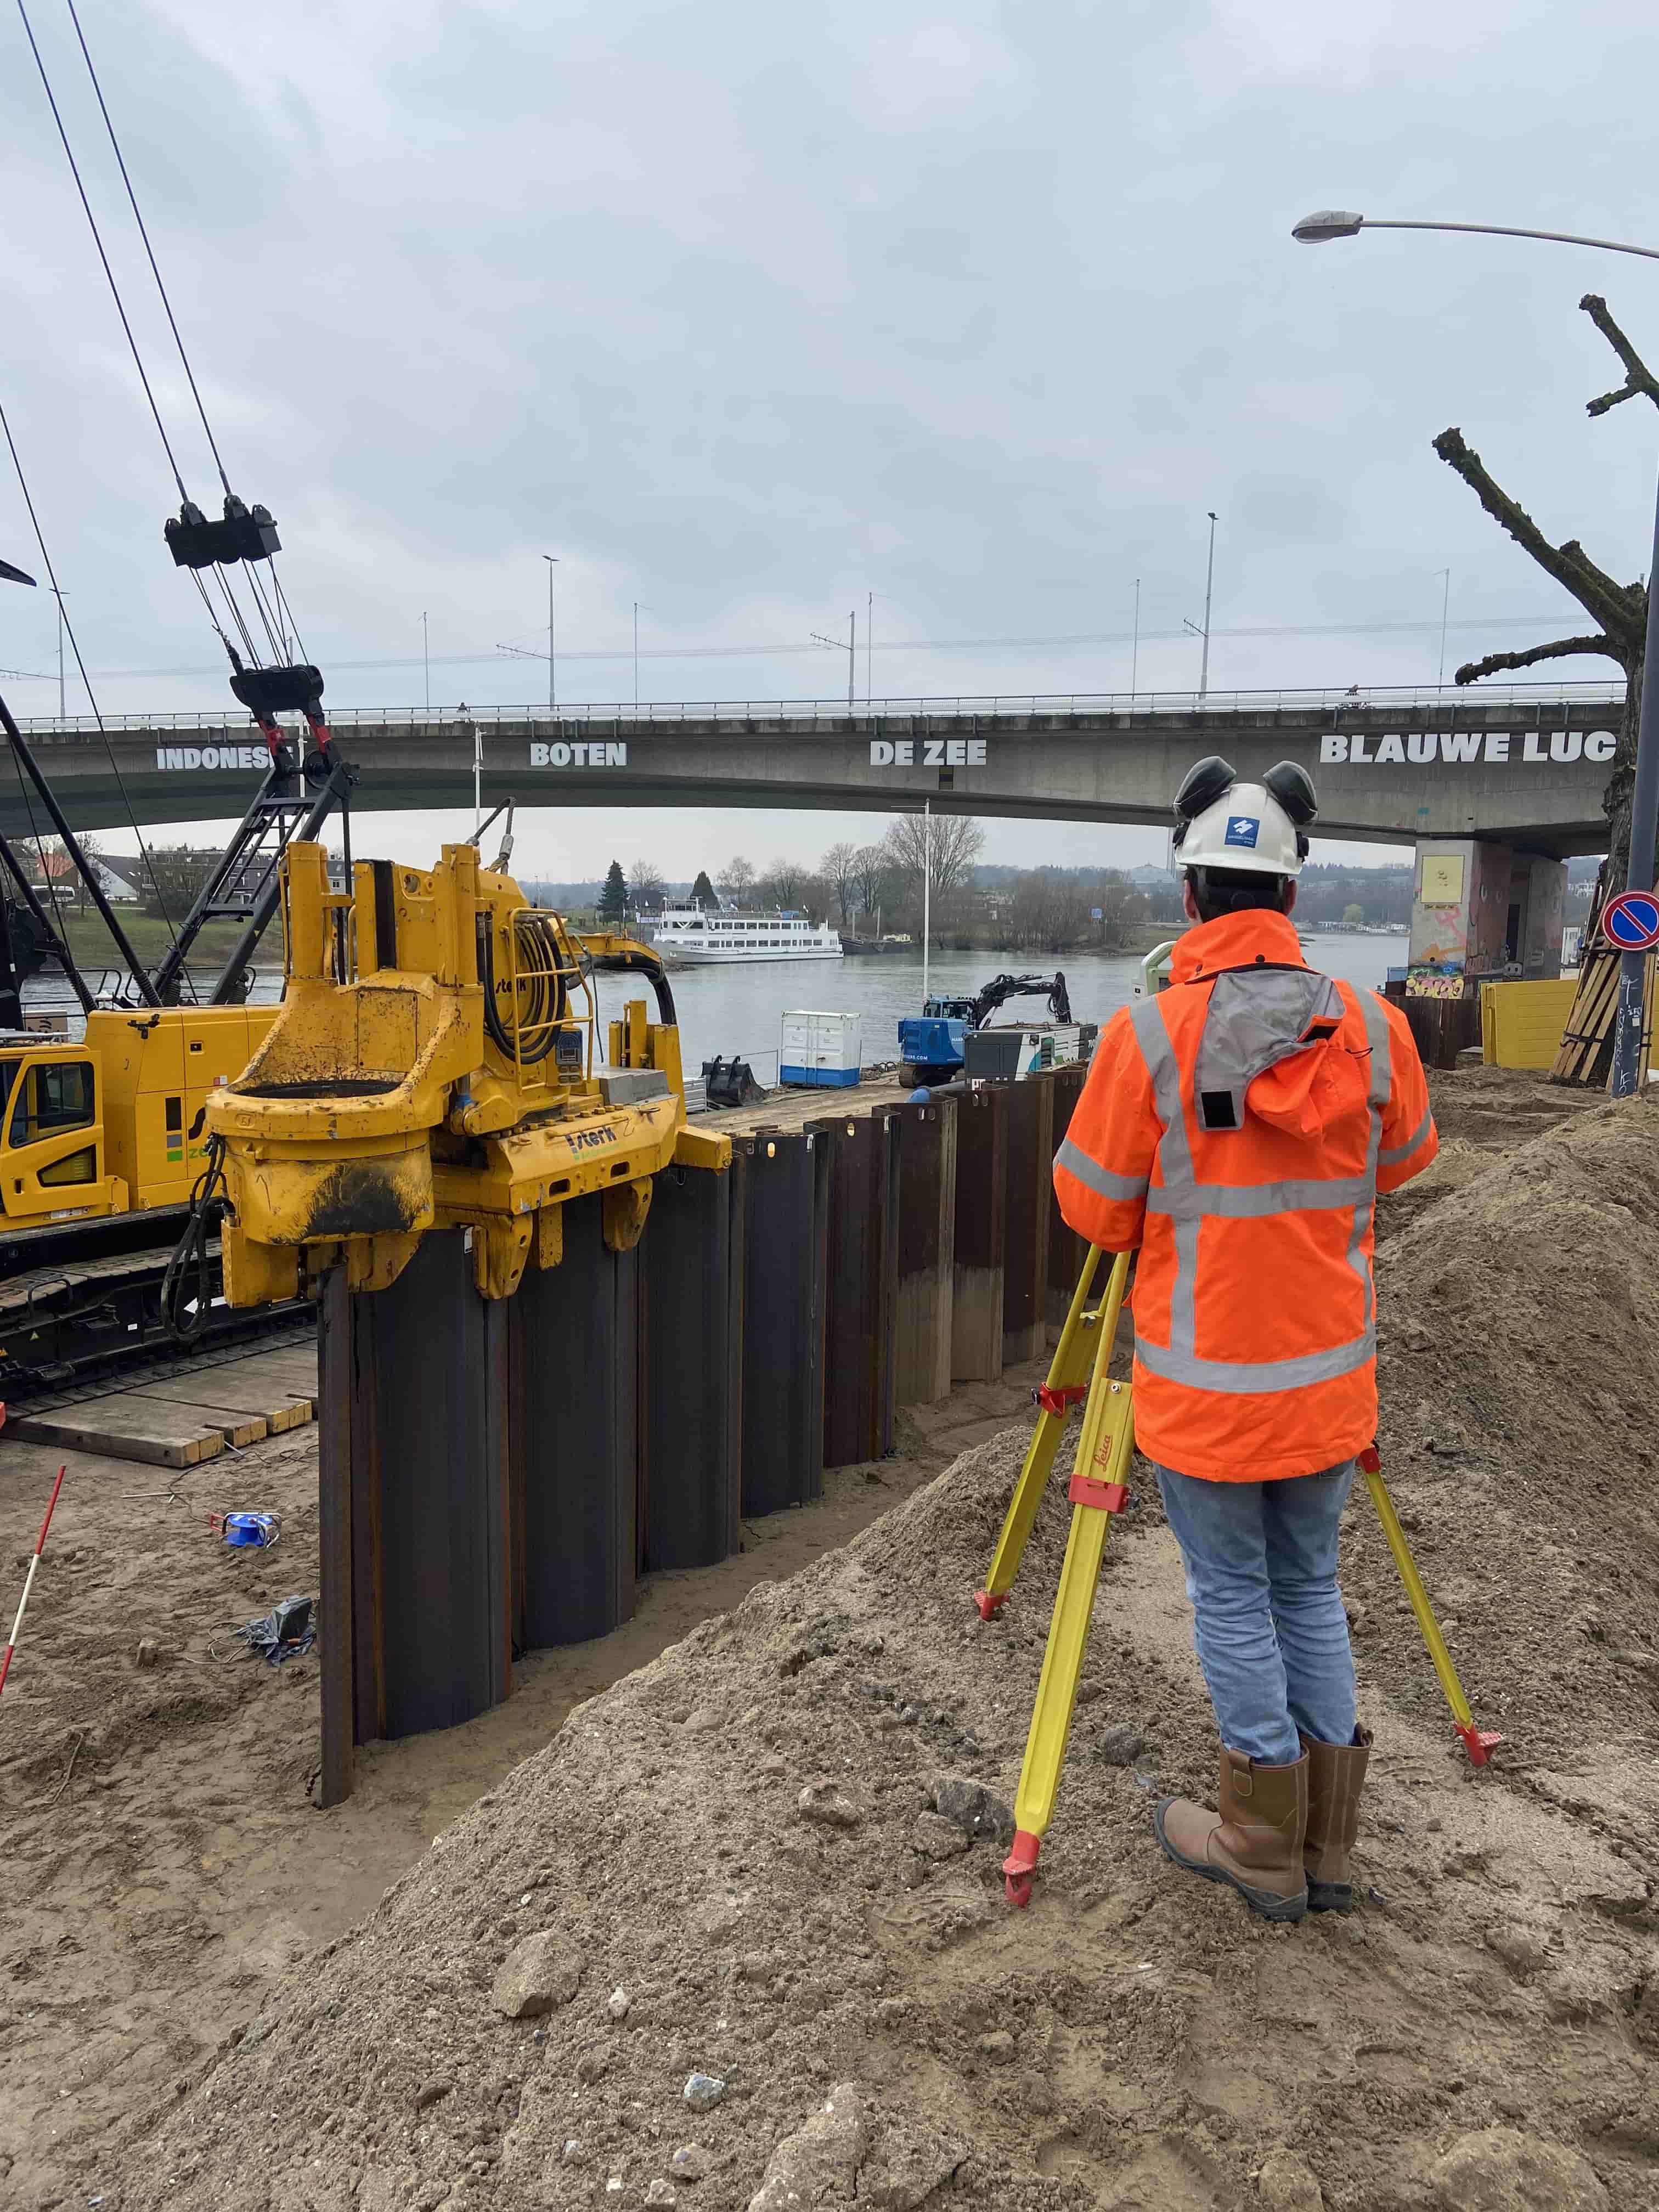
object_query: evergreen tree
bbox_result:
[690,868,718,910]
[597,859,629,922]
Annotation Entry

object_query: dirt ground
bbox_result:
[4,1067,1658,2211]
[0,1340,1050,2208]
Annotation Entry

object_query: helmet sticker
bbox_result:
[1223,815,1260,849]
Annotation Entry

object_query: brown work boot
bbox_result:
[1155,1747,1309,1922]
[1301,1727,1371,1914]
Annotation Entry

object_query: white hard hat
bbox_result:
[1170,755,1315,879]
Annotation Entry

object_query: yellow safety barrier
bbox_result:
[1480,978,1578,1070]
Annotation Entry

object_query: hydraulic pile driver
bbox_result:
[200,836,727,1309]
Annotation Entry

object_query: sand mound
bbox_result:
[1368,1095,1659,1762]
[103,1094,1659,2211]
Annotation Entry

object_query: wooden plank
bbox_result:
[129,1377,310,1434]
[3,1396,225,1468]
[119,1384,267,1447]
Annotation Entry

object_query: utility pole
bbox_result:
[634,601,639,710]
[866,590,873,707]
[1435,568,1451,689]
[922,800,932,1007]
[543,555,557,712]
[1200,511,1217,697]
[55,591,64,719]
[1130,577,1141,699]
[421,609,429,712]
[848,609,855,712]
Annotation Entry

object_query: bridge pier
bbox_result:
[1402,837,1568,1064]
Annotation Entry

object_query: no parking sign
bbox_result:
[1600,889,1659,951]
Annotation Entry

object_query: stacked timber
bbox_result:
[1549,946,1655,1087]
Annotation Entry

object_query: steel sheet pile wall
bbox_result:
[951,1085,1008,1384]
[1046,1065,1090,1327]
[1002,1077,1054,1366]
[316,1068,1088,1802]
[511,1196,641,1652]
[812,1109,899,1468]
[641,1161,744,1568]
[736,1130,830,1512]
[319,1233,511,1807]
[891,1097,957,1407]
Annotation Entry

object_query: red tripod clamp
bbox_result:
[1035,1383,1088,1417]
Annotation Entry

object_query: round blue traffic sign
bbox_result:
[1601,889,1659,951]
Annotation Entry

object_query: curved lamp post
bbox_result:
[1292,209,1659,1098]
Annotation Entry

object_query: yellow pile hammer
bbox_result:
[200,838,725,1307]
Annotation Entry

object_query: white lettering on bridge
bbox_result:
[870,738,988,767]
[1320,730,1616,765]
[528,741,628,768]
[154,744,268,771]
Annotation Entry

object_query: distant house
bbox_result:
[94,860,141,903]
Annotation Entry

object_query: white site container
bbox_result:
[780,1009,862,1088]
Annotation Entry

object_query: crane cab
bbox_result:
[0,1035,123,1224]
[0,1006,278,1227]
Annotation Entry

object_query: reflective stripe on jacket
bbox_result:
[1053,908,1438,1482]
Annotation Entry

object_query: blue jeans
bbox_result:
[1153,1460,1358,1765]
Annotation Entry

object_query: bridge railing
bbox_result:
[12,678,1626,737]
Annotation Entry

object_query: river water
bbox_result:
[20,931,1404,1080]
[592,930,1403,1080]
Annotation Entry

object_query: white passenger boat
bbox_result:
[645,905,843,964]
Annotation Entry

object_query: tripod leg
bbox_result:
[1358,1446,1502,1767]
[974,1248,1127,1618]
[1002,1366,1135,1906]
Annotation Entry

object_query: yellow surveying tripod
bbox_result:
[978,1246,1502,1909]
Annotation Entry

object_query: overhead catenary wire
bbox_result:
[0,392,184,966]
[19,0,306,712]
[60,0,234,498]
[13,0,189,504]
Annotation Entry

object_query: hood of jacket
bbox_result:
[1174,910,1368,1138]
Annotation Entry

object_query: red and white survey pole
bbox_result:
[0,1464,66,1699]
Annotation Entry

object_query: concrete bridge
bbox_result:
[5,682,1623,857]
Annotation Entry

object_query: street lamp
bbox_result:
[1183,514,1218,698]
[543,555,558,712]
[1293,210,1659,262]
[1294,209,1659,1099]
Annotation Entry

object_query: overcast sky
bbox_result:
[0,0,1646,880]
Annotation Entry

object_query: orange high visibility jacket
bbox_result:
[1054,909,1437,1482]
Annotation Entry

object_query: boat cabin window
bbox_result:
[7,1059,95,1150]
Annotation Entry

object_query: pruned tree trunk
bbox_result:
[1435,293,1656,892]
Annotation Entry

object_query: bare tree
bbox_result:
[820,840,860,926]
[762,855,802,906]
[796,870,831,924]
[1435,292,1655,888]
[630,859,667,914]
[719,855,757,901]
[880,812,985,898]
[850,843,887,922]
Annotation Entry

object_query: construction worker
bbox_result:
[1053,756,1437,1922]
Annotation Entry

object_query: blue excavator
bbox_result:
[896,970,1074,1087]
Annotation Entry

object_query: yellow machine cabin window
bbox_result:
[38,1144,97,1187]
[8,1060,95,1149]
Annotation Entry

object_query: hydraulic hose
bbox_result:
[582,944,678,1028]
[160,1132,228,1342]
[476,910,569,1064]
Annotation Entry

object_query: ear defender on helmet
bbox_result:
[1171,755,1236,852]
[1263,759,1317,826]
[1174,754,1237,820]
